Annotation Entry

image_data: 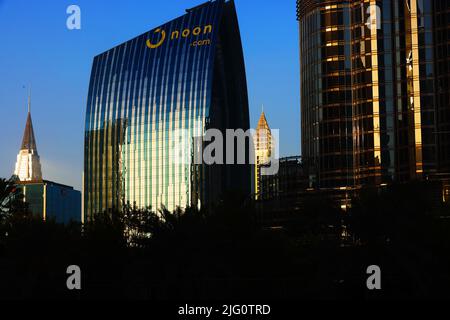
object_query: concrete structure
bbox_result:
[17,180,81,224]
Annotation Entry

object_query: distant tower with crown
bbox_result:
[254,108,272,200]
[14,92,43,182]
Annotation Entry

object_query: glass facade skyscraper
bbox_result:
[298,0,450,189]
[84,0,250,219]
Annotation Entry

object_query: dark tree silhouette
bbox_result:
[0,177,28,222]
[1,178,450,300]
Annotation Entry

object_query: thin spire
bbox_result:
[27,86,31,113]
[21,113,37,151]
[20,86,37,152]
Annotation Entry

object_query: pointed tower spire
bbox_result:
[14,89,43,182]
[21,111,37,151]
[257,109,270,131]
[21,89,37,152]
[254,109,272,200]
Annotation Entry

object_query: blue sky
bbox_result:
[0,0,300,191]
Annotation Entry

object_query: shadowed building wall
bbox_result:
[254,111,272,200]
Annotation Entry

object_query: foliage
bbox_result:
[0,177,28,222]
[1,180,450,299]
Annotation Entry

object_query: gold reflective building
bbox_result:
[298,0,450,189]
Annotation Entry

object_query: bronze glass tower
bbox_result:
[297,0,450,189]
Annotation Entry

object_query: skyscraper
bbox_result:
[254,110,272,199]
[297,0,450,189]
[14,94,42,182]
[84,0,250,219]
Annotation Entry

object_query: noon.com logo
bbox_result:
[146,25,213,49]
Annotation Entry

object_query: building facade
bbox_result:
[444,181,450,203]
[84,0,250,219]
[17,181,81,224]
[14,95,42,182]
[11,93,81,223]
[298,0,450,189]
[257,156,312,223]
[259,156,309,200]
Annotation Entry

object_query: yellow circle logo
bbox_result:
[146,28,166,49]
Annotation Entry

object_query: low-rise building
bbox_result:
[17,180,81,224]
